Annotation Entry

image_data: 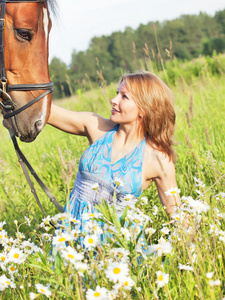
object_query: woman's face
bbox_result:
[110,81,140,125]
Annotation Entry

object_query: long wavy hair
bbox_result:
[120,71,176,161]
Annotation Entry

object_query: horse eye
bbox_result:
[16,29,32,41]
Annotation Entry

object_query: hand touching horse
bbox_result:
[0,0,54,142]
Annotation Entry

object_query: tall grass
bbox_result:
[0,55,224,299]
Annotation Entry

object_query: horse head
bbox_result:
[0,0,54,142]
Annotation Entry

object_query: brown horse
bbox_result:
[0,0,55,142]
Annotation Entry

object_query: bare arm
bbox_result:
[154,157,181,216]
[47,104,114,143]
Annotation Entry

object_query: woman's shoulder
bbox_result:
[86,114,116,144]
[144,143,176,179]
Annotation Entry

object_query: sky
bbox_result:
[49,0,225,65]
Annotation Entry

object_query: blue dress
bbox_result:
[65,124,146,224]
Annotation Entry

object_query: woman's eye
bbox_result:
[16,29,32,41]
[122,94,128,99]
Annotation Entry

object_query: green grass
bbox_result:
[0,57,224,299]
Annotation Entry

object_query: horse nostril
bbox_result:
[34,120,43,135]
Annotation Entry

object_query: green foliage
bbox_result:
[49,9,225,98]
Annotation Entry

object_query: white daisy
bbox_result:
[140,197,148,205]
[29,292,37,300]
[83,234,98,249]
[86,285,108,300]
[91,183,99,191]
[105,262,129,283]
[113,177,124,187]
[178,264,193,271]
[206,272,214,279]
[52,232,73,246]
[152,205,158,215]
[208,279,221,287]
[8,248,26,264]
[155,271,169,287]
[161,227,170,235]
[120,227,131,240]
[0,275,16,291]
[165,187,181,196]
[120,276,135,290]
[35,283,52,298]
[145,227,156,236]
[60,246,83,264]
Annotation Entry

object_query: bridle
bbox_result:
[0,0,53,119]
[0,0,64,226]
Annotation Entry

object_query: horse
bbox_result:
[0,0,55,142]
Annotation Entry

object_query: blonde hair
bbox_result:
[120,71,176,161]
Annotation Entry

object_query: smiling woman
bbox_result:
[0,0,56,142]
[48,71,181,241]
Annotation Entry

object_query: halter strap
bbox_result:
[0,0,53,119]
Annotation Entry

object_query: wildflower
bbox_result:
[178,264,193,271]
[0,252,8,264]
[86,285,108,300]
[206,272,214,279]
[190,243,196,252]
[71,229,81,239]
[185,197,210,214]
[41,233,52,242]
[8,265,17,275]
[0,230,8,243]
[105,262,129,283]
[91,183,99,191]
[120,276,135,290]
[83,234,98,249]
[120,227,131,240]
[193,176,205,188]
[52,232,73,246]
[51,212,72,223]
[208,279,221,287]
[155,271,169,288]
[82,211,102,220]
[69,218,81,226]
[165,187,180,196]
[113,177,124,187]
[209,224,219,235]
[60,246,84,264]
[107,289,118,299]
[35,283,52,298]
[21,241,36,254]
[8,248,26,264]
[145,227,156,235]
[140,197,148,205]
[161,227,170,235]
[39,215,51,227]
[0,275,16,291]
[25,216,31,226]
[109,248,130,260]
[29,292,37,300]
[148,240,172,256]
[0,221,6,230]
[75,262,89,275]
[152,205,158,215]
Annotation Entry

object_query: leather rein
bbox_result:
[0,0,64,226]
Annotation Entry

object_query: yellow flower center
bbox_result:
[6,281,10,285]
[88,238,94,244]
[113,268,121,274]
[14,253,19,259]
[158,275,163,281]
[68,254,74,259]
[89,214,95,217]
[124,281,129,286]
[74,233,78,237]
[94,292,101,297]
[10,266,15,271]
[1,257,5,262]
[58,237,66,242]
[0,235,2,239]
[171,191,176,194]
[40,289,45,293]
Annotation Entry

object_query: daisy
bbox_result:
[145,227,156,236]
[105,262,129,283]
[71,229,81,240]
[60,246,84,264]
[35,283,52,298]
[0,275,16,291]
[0,221,6,230]
[206,272,214,279]
[152,205,158,215]
[140,197,148,205]
[120,227,131,240]
[8,265,17,275]
[82,211,102,221]
[41,233,52,242]
[29,292,37,300]
[21,241,36,254]
[51,212,72,223]
[8,248,26,264]
[52,232,73,246]
[165,187,181,196]
[208,279,221,287]
[120,276,135,290]
[86,285,108,300]
[83,234,98,249]
[113,177,124,187]
[0,252,8,264]
[91,183,99,191]
[178,264,193,271]
[69,218,81,226]
[155,271,169,288]
[75,262,89,275]
[161,227,170,235]
[107,289,118,299]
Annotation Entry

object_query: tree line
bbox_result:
[49,9,225,99]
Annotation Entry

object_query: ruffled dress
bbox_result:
[64,124,146,230]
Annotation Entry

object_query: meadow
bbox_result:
[0,54,224,299]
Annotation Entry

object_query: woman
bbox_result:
[48,71,181,224]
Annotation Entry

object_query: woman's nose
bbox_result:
[111,94,119,104]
